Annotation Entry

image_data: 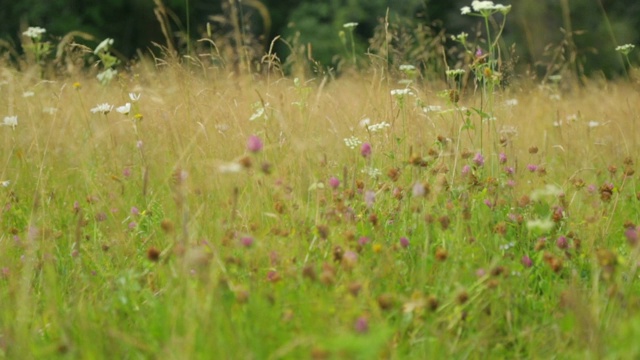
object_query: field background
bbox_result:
[1,1,640,359]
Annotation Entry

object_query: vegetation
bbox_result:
[1,1,640,358]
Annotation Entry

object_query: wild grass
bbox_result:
[2,6,640,357]
[1,57,640,359]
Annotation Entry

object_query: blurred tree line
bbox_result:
[0,0,638,78]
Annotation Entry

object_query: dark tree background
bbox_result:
[0,0,638,77]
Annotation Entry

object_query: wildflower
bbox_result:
[399,64,415,72]
[473,152,485,167]
[2,116,18,128]
[483,199,493,208]
[73,82,82,90]
[133,113,143,121]
[249,102,268,121]
[241,237,254,248]
[116,103,131,115]
[147,247,161,262]
[360,143,372,158]
[521,255,533,268]
[342,251,358,269]
[556,236,568,249]
[22,91,35,98]
[526,218,555,233]
[361,167,381,178]
[96,68,117,84]
[527,164,538,172]
[328,177,340,189]
[130,206,140,216]
[461,165,471,176]
[464,1,511,14]
[412,182,426,197]
[400,237,410,248]
[364,191,375,208]
[1,180,10,187]
[218,162,242,173]
[94,38,114,54]
[446,69,466,77]
[625,227,638,246]
[354,316,369,333]
[129,93,141,102]
[358,237,370,246]
[505,99,518,106]
[366,122,391,132]
[530,184,563,201]
[344,136,362,149]
[422,105,442,113]
[247,135,263,153]
[343,22,358,29]
[390,88,414,97]
[136,140,143,149]
[587,121,602,128]
[22,27,46,39]
[616,44,635,55]
[499,152,507,163]
[90,103,113,114]
[95,212,107,222]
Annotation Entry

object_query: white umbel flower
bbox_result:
[2,116,17,128]
[23,27,46,39]
[90,103,113,114]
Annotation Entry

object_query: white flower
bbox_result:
[218,162,243,173]
[359,118,371,128]
[566,114,578,122]
[367,122,391,132]
[2,116,17,128]
[361,167,382,178]
[390,89,414,97]
[422,105,442,113]
[399,64,415,71]
[23,27,46,39]
[344,136,362,149]
[22,91,35,98]
[249,101,269,122]
[0,180,10,187]
[129,93,141,102]
[446,69,466,77]
[472,1,494,10]
[587,121,602,128]
[505,99,518,106]
[615,44,635,55]
[465,1,511,14]
[343,22,358,29]
[526,218,555,233]
[531,184,564,201]
[452,32,468,41]
[90,103,113,114]
[94,38,114,54]
[249,107,266,121]
[96,68,117,84]
[116,103,131,115]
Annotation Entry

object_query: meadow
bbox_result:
[2,4,640,359]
